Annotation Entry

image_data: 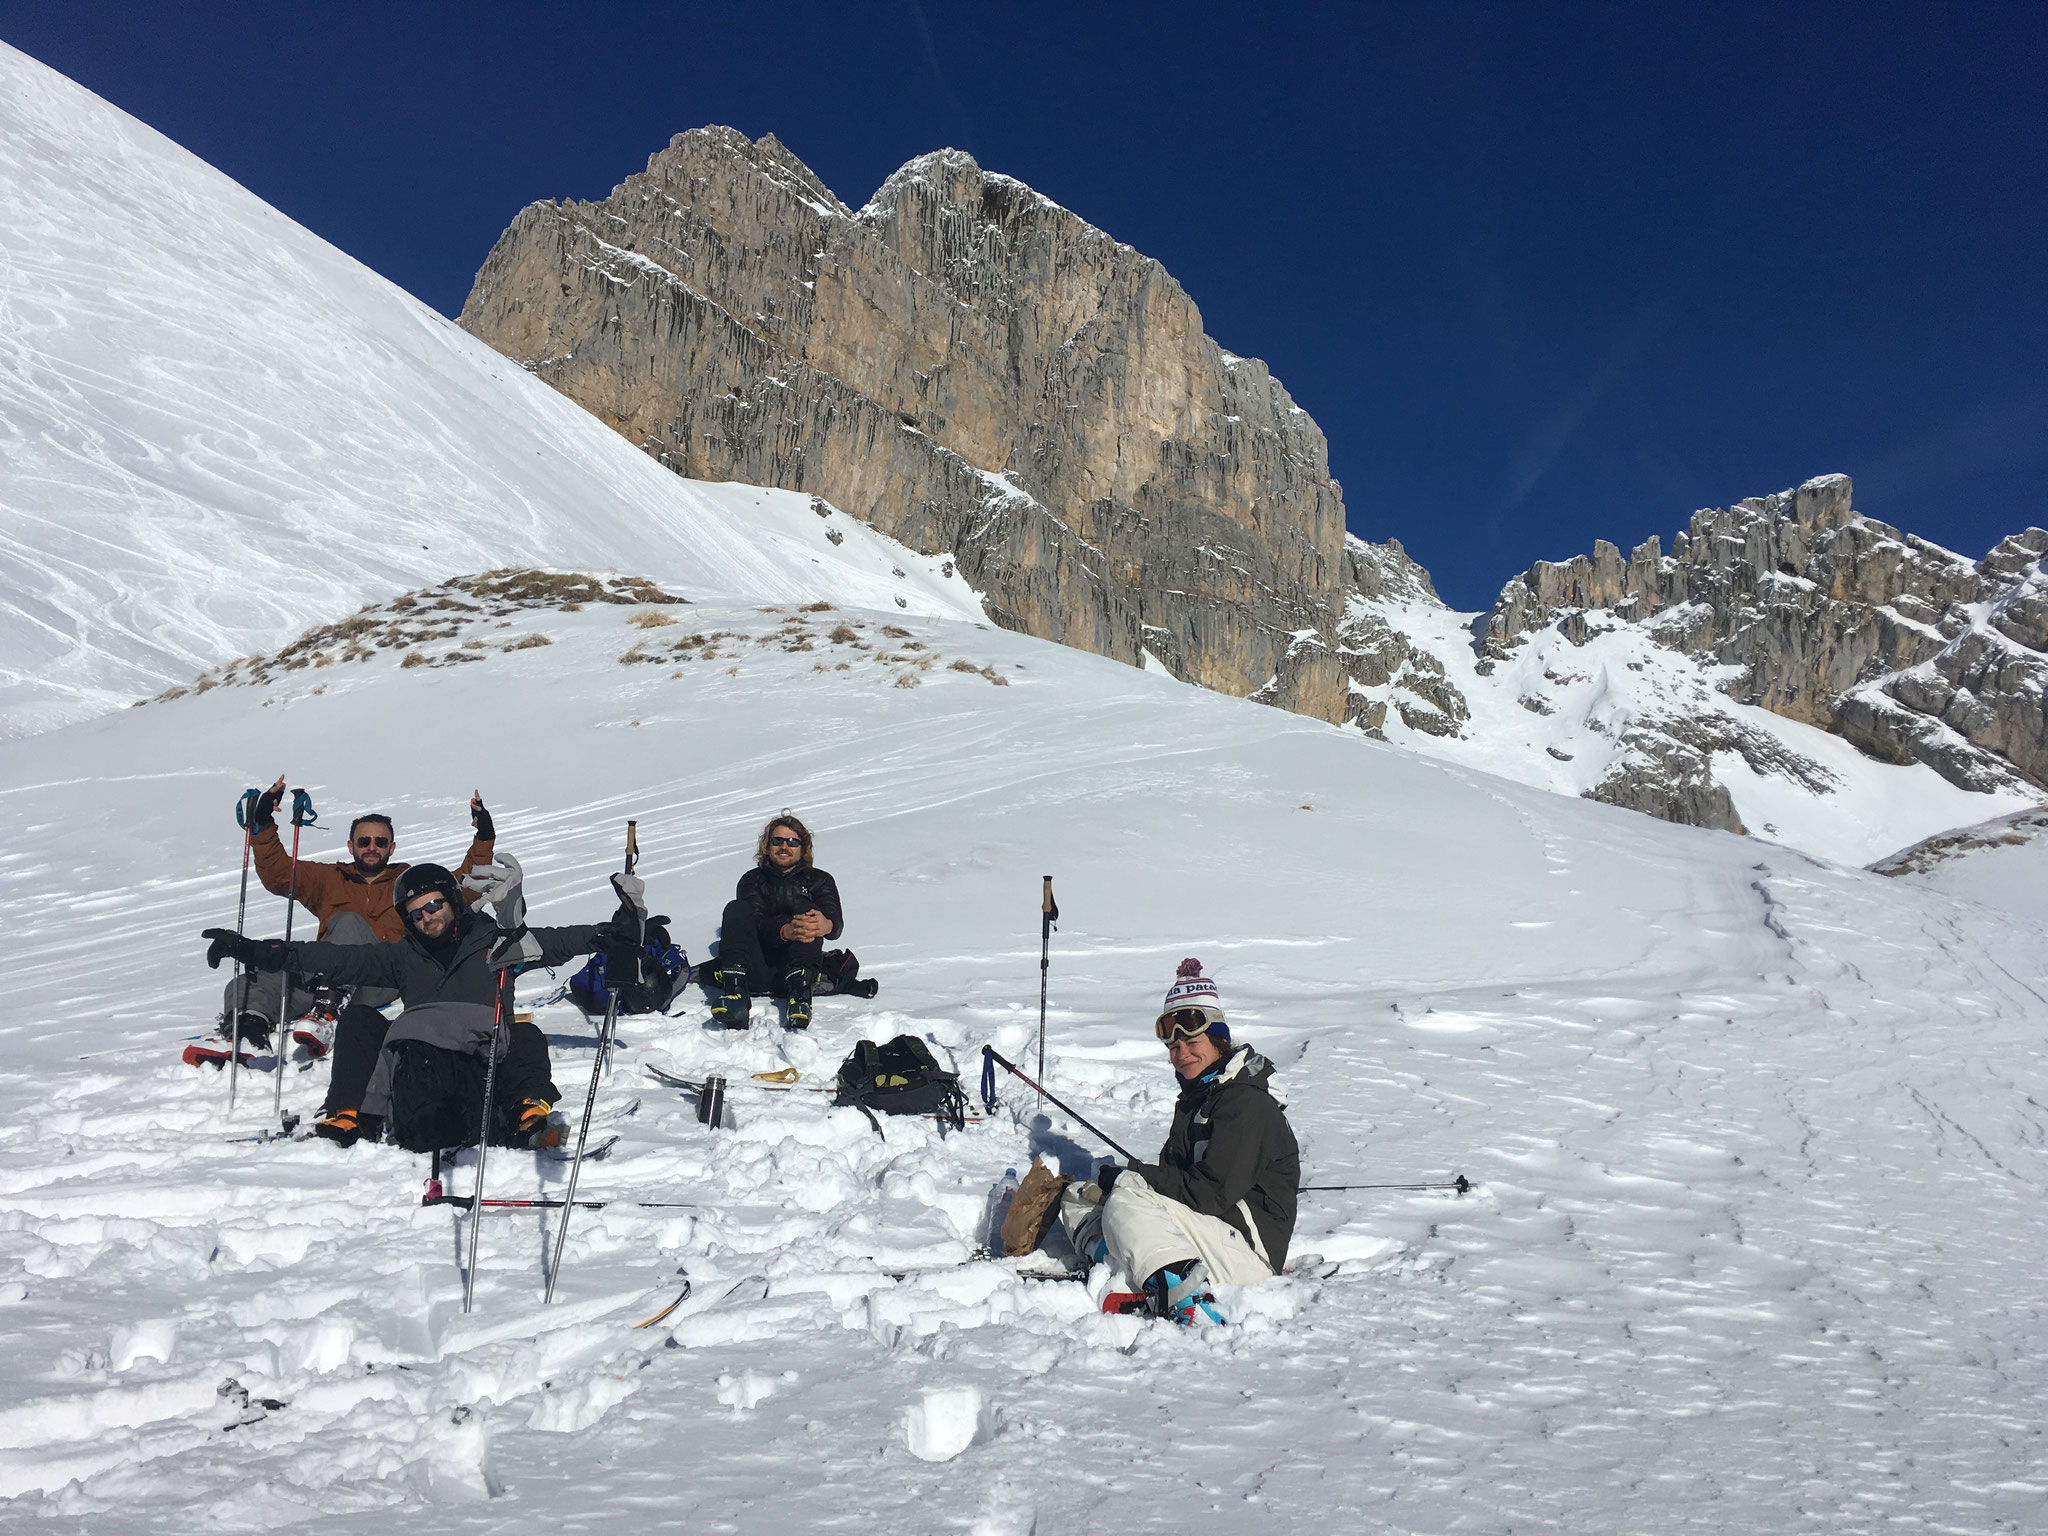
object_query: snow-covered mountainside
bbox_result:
[2,40,2046,1532]
[0,40,981,742]
[2,587,2045,1531]
[1339,535,2037,868]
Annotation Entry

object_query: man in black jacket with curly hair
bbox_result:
[1060,958,1299,1325]
[708,813,844,1030]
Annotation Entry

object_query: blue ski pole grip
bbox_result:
[291,788,319,827]
[234,788,261,829]
[979,1046,998,1116]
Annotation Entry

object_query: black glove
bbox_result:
[1096,1163,1123,1196]
[202,928,287,972]
[471,797,495,842]
[592,921,644,978]
[250,785,282,833]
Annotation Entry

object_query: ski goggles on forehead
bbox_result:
[1156,1008,1215,1043]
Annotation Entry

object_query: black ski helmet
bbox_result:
[393,862,466,932]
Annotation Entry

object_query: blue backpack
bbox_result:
[569,918,690,1015]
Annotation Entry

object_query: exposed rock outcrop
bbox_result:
[460,128,1350,721]
[1334,534,1471,738]
[1484,475,2048,798]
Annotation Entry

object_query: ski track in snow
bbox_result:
[0,602,2044,1533]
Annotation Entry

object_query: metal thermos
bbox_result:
[698,1075,726,1128]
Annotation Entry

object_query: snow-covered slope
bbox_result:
[0,40,981,741]
[1,596,2044,1531]
[1342,553,2039,867]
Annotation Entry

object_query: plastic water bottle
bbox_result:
[985,1167,1019,1253]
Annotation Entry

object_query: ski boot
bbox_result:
[292,983,348,1059]
[709,967,751,1029]
[518,1099,565,1150]
[782,966,815,1030]
[220,1010,273,1051]
[313,1107,362,1148]
[1144,1261,1225,1326]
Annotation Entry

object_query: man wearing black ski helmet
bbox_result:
[204,856,642,1150]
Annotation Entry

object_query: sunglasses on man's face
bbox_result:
[767,835,802,849]
[354,835,392,849]
[1156,1008,1213,1043]
[405,896,449,920]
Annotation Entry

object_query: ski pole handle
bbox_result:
[290,789,318,827]
[234,788,262,829]
[625,820,638,875]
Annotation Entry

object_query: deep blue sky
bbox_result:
[7,2,2044,610]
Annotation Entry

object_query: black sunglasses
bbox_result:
[405,895,449,920]
[767,835,802,849]
[354,835,392,849]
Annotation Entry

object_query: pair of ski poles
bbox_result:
[225,785,317,1121]
[457,821,641,1313]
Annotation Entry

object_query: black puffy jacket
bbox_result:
[1136,1045,1300,1272]
[735,865,843,940]
[279,906,599,1008]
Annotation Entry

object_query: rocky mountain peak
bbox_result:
[460,127,1351,722]
[1480,473,2047,797]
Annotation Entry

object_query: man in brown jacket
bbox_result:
[220,778,496,1050]
[249,776,496,942]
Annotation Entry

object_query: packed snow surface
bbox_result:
[1,594,2044,1532]
[0,39,980,741]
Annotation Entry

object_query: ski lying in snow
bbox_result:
[184,1044,264,1071]
[645,1063,831,1094]
[644,1064,983,1123]
[223,1122,312,1145]
[424,1190,695,1213]
[542,1133,618,1162]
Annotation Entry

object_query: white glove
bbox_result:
[463,853,526,928]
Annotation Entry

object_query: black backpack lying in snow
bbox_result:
[833,1035,967,1132]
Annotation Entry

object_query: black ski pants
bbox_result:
[327,1011,558,1120]
[717,900,824,995]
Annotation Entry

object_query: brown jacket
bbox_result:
[253,826,494,941]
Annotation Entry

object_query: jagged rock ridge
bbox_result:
[460,128,1351,721]
[1482,474,2048,799]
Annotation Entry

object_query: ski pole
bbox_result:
[547,983,620,1304]
[981,1045,1138,1163]
[1302,1175,1471,1196]
[604,820,640,1079]
[1036,877,1057,1100]
[225,787,261,1116]
[547,820,640,1303]
[271,789,317,1124]
[462,965,511,1313]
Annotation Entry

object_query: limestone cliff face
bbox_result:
[460,128,1350,721]
[1483,474,2048,797]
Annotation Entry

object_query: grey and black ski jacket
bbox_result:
[278,912,600,1010]
[1135,1045,1300,1272]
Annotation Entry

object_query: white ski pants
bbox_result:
[1059,1177,1274,1289]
